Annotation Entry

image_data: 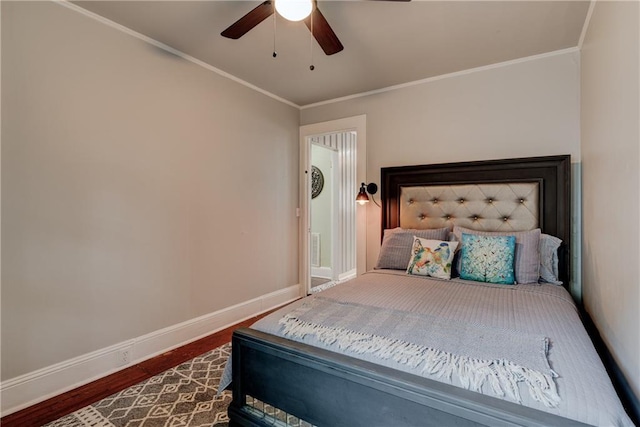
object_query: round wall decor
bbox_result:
[311,166,324,199]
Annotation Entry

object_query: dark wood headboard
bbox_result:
[380,155,571,287]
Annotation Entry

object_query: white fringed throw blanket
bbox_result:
[279,296,560,408]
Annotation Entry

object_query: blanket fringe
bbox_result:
[279,314,560,408]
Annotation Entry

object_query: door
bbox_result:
[299,115,367,295]
[310,144,338,282]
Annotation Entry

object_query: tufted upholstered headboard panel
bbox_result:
[400,183,540,232]
[381,156,571,288]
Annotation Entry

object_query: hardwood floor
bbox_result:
[0,310,278,427]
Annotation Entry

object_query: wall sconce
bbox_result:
[356,182,380,207]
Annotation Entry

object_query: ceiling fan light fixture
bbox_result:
[275,0,313,22]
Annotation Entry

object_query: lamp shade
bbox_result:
[275,0,313,22]
[356,183,370,205]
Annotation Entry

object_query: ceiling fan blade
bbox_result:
[221,1,274,39]
[304,7,344,56]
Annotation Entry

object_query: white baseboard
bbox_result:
[311,266,332,279]
[338,269,356,282]
[0,284,301,417]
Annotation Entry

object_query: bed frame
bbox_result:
[228,155,581,427]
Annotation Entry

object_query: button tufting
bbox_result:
[446,215,451,220]
[459,198,465,204]
[503,217,509,221]
[487,198,493,204]
[432,198,439,204]
[519,199,525,204]
[473,216,479,221]
[408,199,414,204]
[419,214,426,220]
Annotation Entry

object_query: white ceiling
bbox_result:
[73,1,590,107]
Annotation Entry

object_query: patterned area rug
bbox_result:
[45,344,232,427]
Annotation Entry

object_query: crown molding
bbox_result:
[54,0,300,109]
[301,47,580,110]
[55,1,583,113]
[578,0,597,49]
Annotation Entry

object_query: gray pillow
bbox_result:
[452,226,541,284]
[375,227,450,270]
[539,233,563,285]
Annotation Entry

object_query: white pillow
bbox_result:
[406,237,458,280]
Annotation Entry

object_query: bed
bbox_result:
[225,155,633,427]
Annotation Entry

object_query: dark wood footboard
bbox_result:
[228,328,588,427]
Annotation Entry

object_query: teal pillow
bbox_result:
[459,233,516,285]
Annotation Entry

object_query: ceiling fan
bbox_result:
[221,0,410,56]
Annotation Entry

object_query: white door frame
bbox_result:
[299,115,367,296]
[330,148,340,281]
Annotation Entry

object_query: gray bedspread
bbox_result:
[222,270,633,426]
[281,296,560,408]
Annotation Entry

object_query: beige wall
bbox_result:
[6,0,637,409]
[581,0,640,399]
[1,2,299,379]
[301,52,581,283]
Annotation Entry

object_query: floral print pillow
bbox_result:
[459,233,516,285]
[406,237,458,280]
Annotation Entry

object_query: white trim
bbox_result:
[54,0,299,109]
[578,0,597,50]
[53,0,584,112]
[331,147,340,281]
[0,284,301,417]
[311,266,333,279]
[338,269,356,282]
[52,0,583,111]
[311,232,321,267]
[300,47,580,109]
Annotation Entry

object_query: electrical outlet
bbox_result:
[117,346,133,367]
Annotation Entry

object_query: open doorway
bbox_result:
[310,144,338,290]
[299,115,367,296]
[309,134,357,293]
